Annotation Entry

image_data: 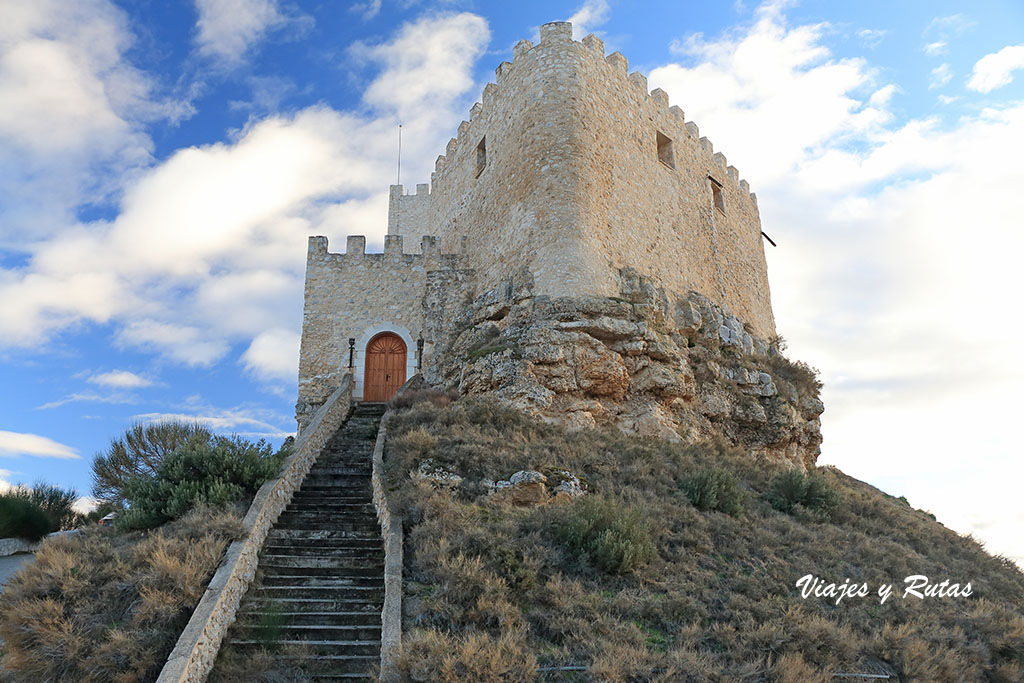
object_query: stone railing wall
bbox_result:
[0,537,39,557]
[373,381,411,683]
[157,375,355,683]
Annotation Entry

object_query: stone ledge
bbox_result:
[373,379,412,683]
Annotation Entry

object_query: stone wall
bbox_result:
[158,377,354,683]
[296,235,471,425]
[387,184,433,252]
[417,20,774,338]
[428,267,821,469]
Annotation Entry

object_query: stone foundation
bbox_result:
[427,267,822,469]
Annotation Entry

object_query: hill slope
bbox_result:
[383,395,1024,682]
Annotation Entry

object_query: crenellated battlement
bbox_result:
[428,21,757,212]
[299,18,779,423]
[306,234,463,265]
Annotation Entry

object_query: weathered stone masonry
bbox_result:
[296,20,820,465]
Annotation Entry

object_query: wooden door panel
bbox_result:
[364,333,406,401]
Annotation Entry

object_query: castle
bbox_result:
[297,22,820,466]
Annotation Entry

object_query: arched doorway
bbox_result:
[364,333,407,402]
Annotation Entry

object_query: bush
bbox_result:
[682,467,745,516]
[117,434,286,530]
[555,496,655,574]
[92,421,212,506]
[768,469,840,519]
[0,496,52,541]
[1,483,82,533]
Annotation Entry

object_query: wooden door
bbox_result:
[364,333,406,401]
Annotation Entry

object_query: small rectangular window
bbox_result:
[657,131,674,169]
[475,136,487,177]
[709,176,726,213]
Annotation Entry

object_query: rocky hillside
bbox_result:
[383,394,1024,682]
[427,267,822,470]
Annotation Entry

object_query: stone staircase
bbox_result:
[226,403,387,681]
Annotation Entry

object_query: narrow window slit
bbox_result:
[657,131,674,169]
[475,136,487,177]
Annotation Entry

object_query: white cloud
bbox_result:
[0,430,79,459]
[353,13,489,120]
[242,328,301,382]
[193,0,287,64]
[650,2,1024,566]
[134,408,288,437]
[88,369,152,388]
[351,0,383,21]
[567,0,611,39]
[929,62,953,89]
[0,0,186,243]
[856,28,886,49]
[968,44,1024,93]
[0,470,16,492]
[0,13,491,388]
[924,41,947,56]
[36,391,138,410]
[72,496,99,515]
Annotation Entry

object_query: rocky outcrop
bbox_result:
[426,267,823,470]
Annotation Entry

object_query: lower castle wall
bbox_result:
[297,236,473,424]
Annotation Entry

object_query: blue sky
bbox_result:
[2,0,1023,564]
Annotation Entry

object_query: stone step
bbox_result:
[249,597,382,613]
[273,654,379,675]
[228,639,381,657]
[255,585,385,600]
[238,611,381,626]
[261,556,384,571]
[261,564,383,579]
[273,519,378,532]
[236,623,382,642]
[287,495,373,505]
[286,503,375,513]
[262,544,382,557]
[260,574,383,588]
[264,530,383,544]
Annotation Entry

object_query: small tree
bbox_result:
[92,421,211,506]
[117,434,286,530]
[4,483,82,531]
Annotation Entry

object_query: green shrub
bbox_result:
[2,483,82,533]
[768,469,839,520]
[555,497,655,574]
[117,435,286,530]
[682,467,745,516]
[0,496,52,541]
[92,420,212,506]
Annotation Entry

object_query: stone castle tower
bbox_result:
[297,21,820,466]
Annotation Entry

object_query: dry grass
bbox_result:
[0,506,243,683]
[385,397,1024,681]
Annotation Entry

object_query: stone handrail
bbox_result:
[371,387,406,683]
[157,375,354,683]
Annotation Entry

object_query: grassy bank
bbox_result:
[0,507,243,683]
[384,396,1024,682]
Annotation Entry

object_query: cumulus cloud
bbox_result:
[88,370,152,388]
[650,2,1024,565]
[567,0,611,39]
[0,0,187,243]
[353,13,489,120]
[242,328,301,382]
[193,0,288,64]
[968,44,1024,93]
[0,12,491,389]
[0,430,79,459]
